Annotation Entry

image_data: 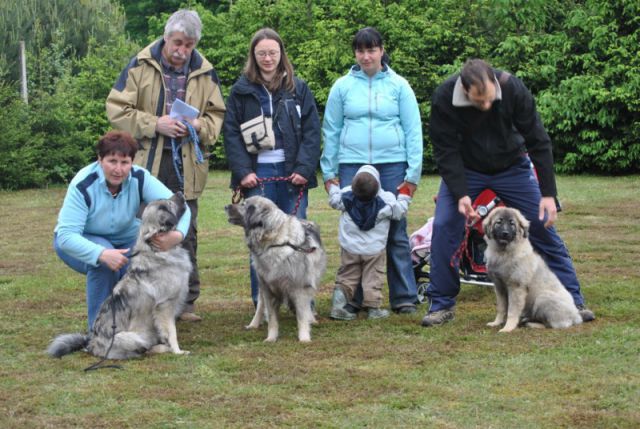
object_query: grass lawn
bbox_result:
[0,172,638,428]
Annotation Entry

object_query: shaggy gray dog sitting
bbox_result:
[47,193,191,359]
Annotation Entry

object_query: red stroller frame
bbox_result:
[411,189,503,303]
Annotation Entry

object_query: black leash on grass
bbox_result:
[84,253,142,372]
[84,298,123,372]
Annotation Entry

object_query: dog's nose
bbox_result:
[498,229,511,239]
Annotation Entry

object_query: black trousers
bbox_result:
[158,149,200,311]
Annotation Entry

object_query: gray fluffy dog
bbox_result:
[225,196,326,342]
[483,207,583,332]
[47,192,191,359]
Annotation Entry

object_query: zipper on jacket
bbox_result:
[262,84,274,117]
[368,78,373,164]
[394,124,402,148]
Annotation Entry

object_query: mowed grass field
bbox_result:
[0,172,638,428]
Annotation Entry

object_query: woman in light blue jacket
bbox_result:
[321,27,423,315]
[54,131,191,329]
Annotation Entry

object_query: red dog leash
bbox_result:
[232,176,306,216]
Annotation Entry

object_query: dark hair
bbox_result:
[460,59,496,93]
[243,28,295,93]
[352,27,390,66]
[352,172,379,201]
[96,130,138,160]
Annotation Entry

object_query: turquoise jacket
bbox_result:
[321,65,423,184]
[54,162,191,266]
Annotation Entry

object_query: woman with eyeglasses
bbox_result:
[320,27,423,317]
[223,28,321,306]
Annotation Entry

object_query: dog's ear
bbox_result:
[483,210,496,239]
[514,209,530,239]
[170,192,186,207]
[170,192,186,218]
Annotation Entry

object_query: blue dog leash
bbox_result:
[171,120,205,188]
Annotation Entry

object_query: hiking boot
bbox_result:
[330,287,347,310]
[330,306,357,321]
[178,312,202,322]
[577,304,595,322]
[367,308,390,320]
[421,308,455,327]
[394,305,417,315]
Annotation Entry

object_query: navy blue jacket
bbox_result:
[223,75,321,189]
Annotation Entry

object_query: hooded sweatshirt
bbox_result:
[328,165,411,255]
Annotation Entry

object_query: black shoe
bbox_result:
[421,308,455,327]
[344,304,361,314]
[577,304,595,322]
[394,306,417,314]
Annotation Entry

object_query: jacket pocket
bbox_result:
[394,124,403,148]
[340,123,350,149]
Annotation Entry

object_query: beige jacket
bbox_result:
[106,39,225,199]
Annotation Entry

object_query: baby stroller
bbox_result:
[410,189,503,304]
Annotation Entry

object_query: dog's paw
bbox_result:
[245,323,259,330]
[172,349,190,355]
[487,320,503,327]
[148,344,171,354]
[498,326,516,333]
[264,336,278,343]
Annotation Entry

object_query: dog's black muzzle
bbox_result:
[493,223,516,247]
[224,204,244,226]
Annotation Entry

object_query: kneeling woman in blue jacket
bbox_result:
[321,27,423,315]
[53,130,191,329]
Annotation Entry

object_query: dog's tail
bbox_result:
[47,333,89,358]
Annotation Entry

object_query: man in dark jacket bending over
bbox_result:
[422,58,595,327]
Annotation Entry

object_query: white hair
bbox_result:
[164,9,202,41]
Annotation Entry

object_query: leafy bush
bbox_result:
[1,0,638,189]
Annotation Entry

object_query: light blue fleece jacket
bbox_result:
[321,65,423,184]
[329,165,411,255]
[54,162,191,266]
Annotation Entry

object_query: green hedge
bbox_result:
[1,0,638,189]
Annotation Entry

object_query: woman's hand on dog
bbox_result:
[150,231,184,252]
[99,248,130,271]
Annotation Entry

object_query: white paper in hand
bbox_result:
[169,98,199,120]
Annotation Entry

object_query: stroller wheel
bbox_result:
[416,282,429,304]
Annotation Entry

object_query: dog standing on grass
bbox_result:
[483,207,583,332]
[225,196,326,342]
[47,193,191,359]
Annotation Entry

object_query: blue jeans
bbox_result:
[339,162,418,310]
[53,233,134,329]
[243,162,309,304]
[427,156,584,312]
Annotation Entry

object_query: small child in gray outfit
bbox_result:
[328,165,411,320]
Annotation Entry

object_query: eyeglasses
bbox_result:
[255,50,280,59]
